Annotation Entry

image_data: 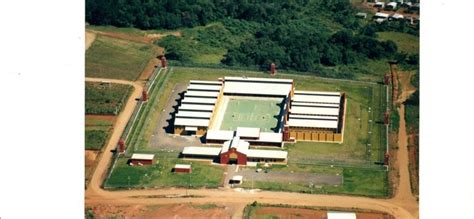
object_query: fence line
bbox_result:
[103,67,164,187]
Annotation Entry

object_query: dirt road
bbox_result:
[85,77,143,196]
[85,75,418,218]
[85,31,96,51]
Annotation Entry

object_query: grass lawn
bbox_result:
[86,35,156,80]
[85,116,115,150]
[241,166,388,197]
[104,157,225,188]
[377,31,419,54]
[220,98,283,132]
[85,82,133,115]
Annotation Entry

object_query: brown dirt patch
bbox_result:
[85,115,117,124]
[358,212,395,219]
[89,203,231,218]
[255,207,326,219]
[138,58,160,81]
[85,150,100,186]
[408,134,419,197]
[85,31,97,51]
[397,71,417,104]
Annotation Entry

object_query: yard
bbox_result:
[104,155,225,189]
[219,97,283,132]
[85,35,156,80]
[85,82,133,115]
[377,31,419,54]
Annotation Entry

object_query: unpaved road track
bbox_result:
[85,74,418,219]
[85,31,96,51]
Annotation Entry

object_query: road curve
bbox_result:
[85,74,418,219]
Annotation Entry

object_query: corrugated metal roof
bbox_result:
[190,80,222,85]
[293,94,341,104]
[289,114,338,121]
[185,126,198,131]
[174,164,191,169]
[187,84,221,91]
[231,175,243,181]
[287,118,338,129]
[291,102,340,108]
[176,111,212,119]
[182,146,221,156]
[131,153,155,160]
[206,130,235,141]
[225,76,293,84]
[375,12,389,18]
[179,104,215,112]
[236,127,261,138]
[250,132,282,143]
[327,212,356,219]
[290,106,340,116]
[247,149,288,159]
[182,97,217,105]
[223,81,292,96]
[185,90,219,98]
[174,118,210,127]
[294,90,340,96]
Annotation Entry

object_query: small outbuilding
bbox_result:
[174,164,192,173]
[327,211,357,219]
[355,12,368,19]
[386,2,398,10]
[374,2,385,8]
[229,175,243,184]
[129,153,155,166]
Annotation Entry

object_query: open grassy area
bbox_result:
[86,35,156,80]
[377,31,419,54]
[220,98,283,132]
[85,82,133,115]
[241,166,388,197]
[104,157,224,188]
[85,116,115,150]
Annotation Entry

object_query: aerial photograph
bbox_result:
[84,0,419,218]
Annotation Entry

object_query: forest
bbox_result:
[86,0,419,78]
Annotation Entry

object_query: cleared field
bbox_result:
[85,82,133,115]
[377,31,419,54]
[86,35,156,80]
[104,156,225,188]
[220,98,282,132]
[244,204,394,219]
[85,115,115,150]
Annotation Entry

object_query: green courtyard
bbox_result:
[220,98,283,132]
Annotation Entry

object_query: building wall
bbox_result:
[289,130,343,143]
[220,148,247,165]
[174,126,185,135]
[174,168,191,173]
[130,159,154,166]
[196,127,207,136]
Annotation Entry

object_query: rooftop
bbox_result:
[287,118,339,129]
[236,127,261,138]
[182,146,221,156]
[174,118,210,127]
[131,153,155,160]
[224,76,293,84]
[179,104,215,112]
[181,97,217,105]
[206,130,235,141]
[246,149,288,159]
[187,84,221,91]
[223,81,292,96]
[174,164,191,169]
[176,111,212,119]
[290,106,340,116]
[184,90,219,98]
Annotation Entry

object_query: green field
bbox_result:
[241,166,388,197]
[86,35,156,80]
[104,156,225,188]
[85,82,133,115]
[377,31,419,54]
[85,116,114,150]
[220,98,283,132]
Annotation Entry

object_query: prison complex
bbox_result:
[174,76,346,165]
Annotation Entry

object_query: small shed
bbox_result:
[374,2,385,8]
[129,153,155,166]
[355,12,368,19]
[174,164,192,173]
[230,175,243,184]
[386,2,398,10]
[327,211,357,219]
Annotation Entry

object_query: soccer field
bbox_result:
[220,98,283,132]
